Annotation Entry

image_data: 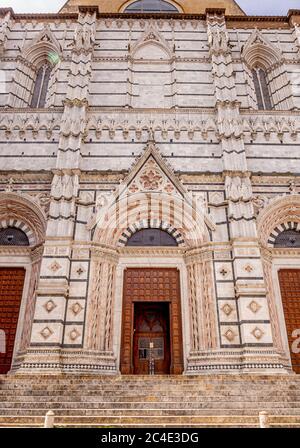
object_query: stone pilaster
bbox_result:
[206,9,285,370]
[84,247,118,362]
[0,9,11,55]
[185,249,218,371]
[21,9,98,372]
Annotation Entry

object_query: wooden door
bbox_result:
[120,268,183,375]
[278,269,300,374]
[133,303,170,374]
[0,268,25,374]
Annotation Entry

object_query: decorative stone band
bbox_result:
[118,219,185,247]
[268,221,300,247]
[0,218,35,246]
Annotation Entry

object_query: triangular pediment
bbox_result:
[22,25,62,60]
[87,139,216,233]
[119,140,186,199]
[130,25,173,59]
[242,28,282,68]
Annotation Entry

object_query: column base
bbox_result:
[185,349,292,375]
[15,348,118,375]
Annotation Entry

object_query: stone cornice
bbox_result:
[90,244,119,262]
[1,8,298,27]
[118,247,184,257]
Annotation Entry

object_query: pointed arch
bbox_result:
[128,25,175,108]
[0,192,47,246]
[90,142,214,248]
[130,25,174,60]
[8,27,62,108]
[242,29,294,111]
[257,195,300,248]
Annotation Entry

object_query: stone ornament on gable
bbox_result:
[130,24,174,60]
[242,28,282,70]
[225,176,252,202]
[0,191,47,246]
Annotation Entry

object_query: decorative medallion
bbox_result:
[224,329,236,342]
[40,326,53,340]
[43,300,57,313]
[71,302,83,316]
[248,300,262,314]
[76,266,85,277]
[49,261,62,273]
[140,168,163,190]
[69,328,80,341]
[244,264,254,273]
[221,303,233,316]
[219,266,229,277]
[251,327,264,340]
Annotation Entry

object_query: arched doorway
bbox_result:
[0,192,47,374]
[0,228,29,374]
[120,229,184,375]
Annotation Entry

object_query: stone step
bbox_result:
[1,408,300,417]
[0,414,299,428]
[2,401,300,410]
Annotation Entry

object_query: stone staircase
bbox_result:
[1,374,300,427]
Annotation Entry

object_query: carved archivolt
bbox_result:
[257,194,300,248]
[0,192,47,246]
[117,219,185,247]
[93,191,210,249]
[242,29,282,70]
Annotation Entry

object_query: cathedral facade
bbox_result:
[0,0,300,377]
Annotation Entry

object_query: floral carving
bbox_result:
[140,169,163,191]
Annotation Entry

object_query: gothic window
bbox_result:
[0,228,29,246]
[124,0,179,13]
[30,63,52,108]
[274,230,300,248]
[252,68,272,110]
[126,228,178,246]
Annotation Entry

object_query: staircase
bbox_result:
[1,374,300,427]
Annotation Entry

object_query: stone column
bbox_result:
[206,9,285,370]
[0,9,11,55]
[20,9,98,372]
[84,247,118,359]
[185,249,218,371]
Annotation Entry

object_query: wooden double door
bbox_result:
[133,302,170,374]
[278,269,300,374]
[121,268,183,375]
[0,268,25,374]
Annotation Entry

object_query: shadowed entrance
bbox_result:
[120,267,183,375]
[133,302,170,374]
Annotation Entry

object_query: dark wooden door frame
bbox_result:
[0,267,25,374]
[120,268,184,375]
[278,269,300,374]
[133,302,170,374]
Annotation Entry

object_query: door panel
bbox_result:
[120,268,183,375]
[0,268,25,374]
[133,303,170,374]
[278,269,300,374]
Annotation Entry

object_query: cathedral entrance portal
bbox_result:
[133,302,170,374]
[120,268,183,375]
[0,268,25,374]
[278,269,300,374]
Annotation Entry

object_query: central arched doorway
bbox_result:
[120,229,184,375]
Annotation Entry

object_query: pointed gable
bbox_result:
[119,139,186,199]
[130,25,173,59]
[242,28,282,69]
